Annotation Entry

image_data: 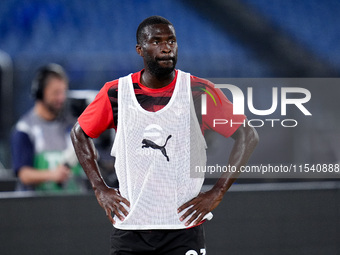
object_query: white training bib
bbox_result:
[111,70,212,230]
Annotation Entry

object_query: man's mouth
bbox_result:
[157,57,174,63]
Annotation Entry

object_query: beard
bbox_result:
[146,56,177,78]
[42,100,64,118]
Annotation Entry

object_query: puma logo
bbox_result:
[142,135,172,161]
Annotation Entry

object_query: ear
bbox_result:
[136,44,143,57]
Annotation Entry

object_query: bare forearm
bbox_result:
[178,125,259,225]
[213,123,259,195]
[18,164,70,185]
[18,166,53,185]
[71,122,130,223]
[70,122,107,191]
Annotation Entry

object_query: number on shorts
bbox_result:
[185,248,206,255]
[185,251,198,255]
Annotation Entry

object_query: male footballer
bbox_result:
[71,15,258,254]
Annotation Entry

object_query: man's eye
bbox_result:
[152,41,159,45]
[169,40,176,44]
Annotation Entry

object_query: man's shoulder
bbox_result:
[190,74,216,90]
[15,109,35,130]
[104,71,140,96]
[189,74,217,101]
[105,79,119,92]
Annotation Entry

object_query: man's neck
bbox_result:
[34,102,57,121]
[140,70,176,89]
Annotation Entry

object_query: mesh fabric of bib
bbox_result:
[111,70,211,230]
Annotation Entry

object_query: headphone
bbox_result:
[31,63,67,101]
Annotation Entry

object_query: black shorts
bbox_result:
[110,224,206,255]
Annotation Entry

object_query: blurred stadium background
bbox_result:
[0,0,340,254]
[1,0,340,171]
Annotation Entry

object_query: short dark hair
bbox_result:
[136,15,173,44]
[31,63,68,100]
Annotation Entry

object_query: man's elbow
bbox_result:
[70,122,83,143]
[246,125,259,149]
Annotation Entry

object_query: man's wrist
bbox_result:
[212,175,236,195]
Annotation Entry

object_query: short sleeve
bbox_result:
[191,75,246,138]
[11,130,34,176]
[78,82,115,138]
[203,86,246,138]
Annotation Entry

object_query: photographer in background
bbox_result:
[11,63,85,193]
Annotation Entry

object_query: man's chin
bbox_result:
[47,106,63,117]
[153,65,175,77]
[147,60,176,77]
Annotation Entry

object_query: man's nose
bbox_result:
[161,42,171,53]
